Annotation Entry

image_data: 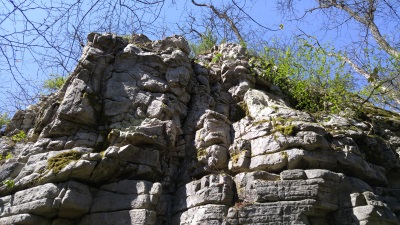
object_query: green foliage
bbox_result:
[11,130,26,142]
[100,150,106,158]
[275,124,296,136]
[190,29,218,57]
[231,149,245,164]
[238,101,250,117]
[251,39,354,113]
[196,148,207,159]
[2,179,14,188]
[0,113,9,128]
[47,150,82,174]
[5,152,12,159]
[212,53,223,63]
[121,34,133,42]
[43,74,66,92]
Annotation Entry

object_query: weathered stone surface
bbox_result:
[0,213,51,225]
[0,161,24,182]
[79,209,157,225]
[194,110,231,171]
[227,200,318,224]
[173,174,234,213]
[0,181,91,220]
[228,169,398,225]
[57,181,92,218]
[90,180,161,213]
[1,33,400,224]
[172,204,228,225]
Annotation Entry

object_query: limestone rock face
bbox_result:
[1,33,400,224]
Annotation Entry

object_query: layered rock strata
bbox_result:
[0,33,400,224]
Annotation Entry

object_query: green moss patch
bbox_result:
[231,150,244,164]
[197,148,207,159]
[275,124,296,136]
[47,150,82,174]
[238,101,250,117]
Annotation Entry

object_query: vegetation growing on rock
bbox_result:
[0,113,9,128]
[0,152,13,161]
[11,130,26,142]
[189,29,218,57]
[2,179,14,188]
[275,124,296,136]
[196,148,207,159]
[249,40,354,113]
[0,33,399,225]
[43,74,67,92]
[46,150,82,174]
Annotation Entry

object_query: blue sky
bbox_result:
[0,0,390,114]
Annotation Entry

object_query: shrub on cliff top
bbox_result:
[43,74,67,92]
[190,29,218,57]
[0,113,9,129]
[251,39,354,113]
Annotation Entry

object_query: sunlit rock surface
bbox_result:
[1,33,400,224]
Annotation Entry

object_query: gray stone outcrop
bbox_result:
[0,33,399,224]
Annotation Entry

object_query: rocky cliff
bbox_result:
[0,33,400,225]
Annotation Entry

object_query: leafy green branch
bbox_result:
[250,38,354,113]
[43,74,67,92]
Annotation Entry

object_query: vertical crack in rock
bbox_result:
[0,33,400,224]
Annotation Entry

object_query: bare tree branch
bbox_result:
[298,29,400,109]
[191,0,245,44]
[0,0,166,112]
[231,0,280,31]
[321,0,399,58]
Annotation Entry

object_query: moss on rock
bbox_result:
[275,124,296,136]
[47,150,82,174]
